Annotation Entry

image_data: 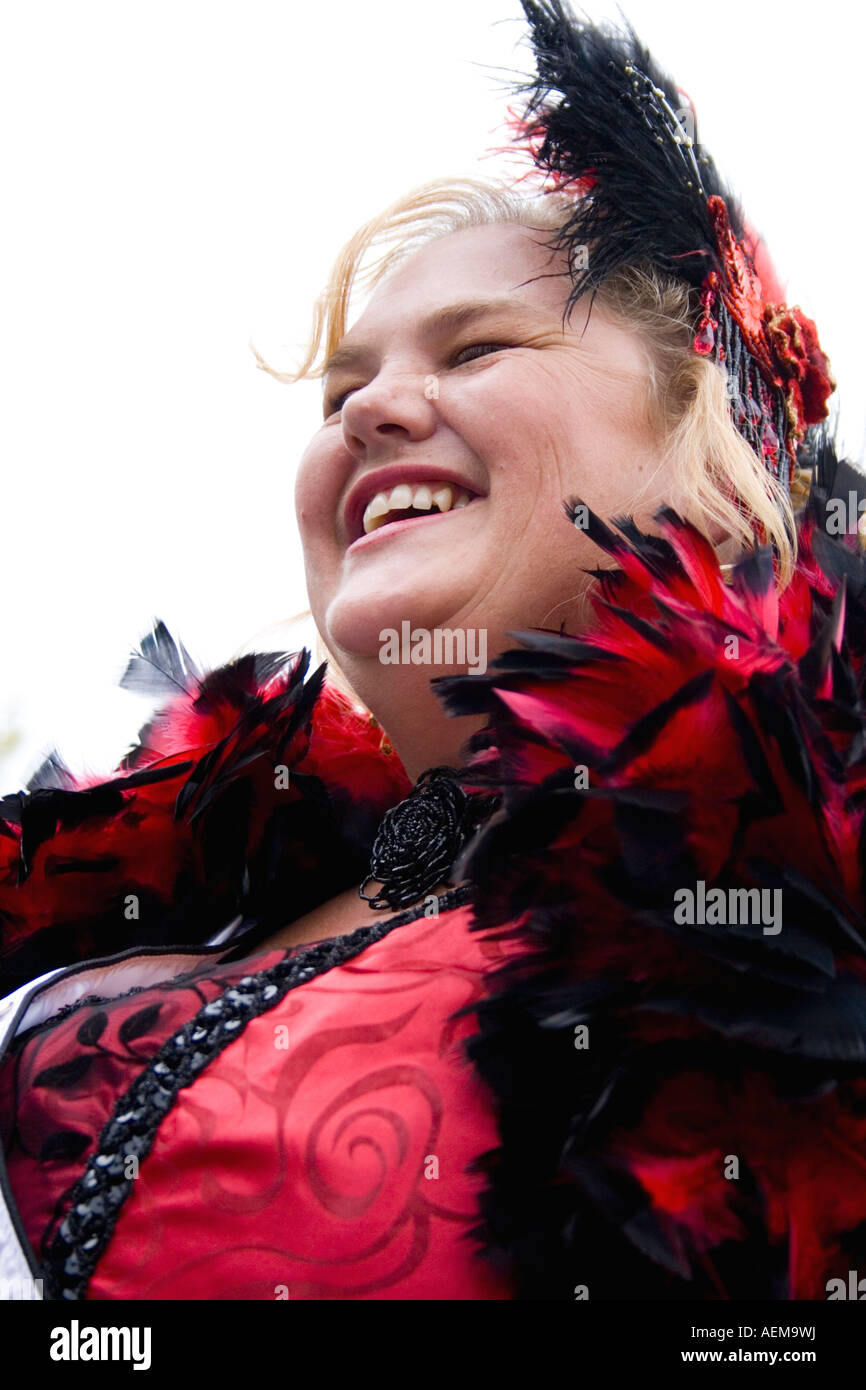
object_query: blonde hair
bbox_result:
[251,175,808,687]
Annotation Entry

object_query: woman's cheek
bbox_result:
[442,359,543,454]
[295,437,343,543]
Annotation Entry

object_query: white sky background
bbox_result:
[1,0,863,790]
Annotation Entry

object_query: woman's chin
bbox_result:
[323,582,475,665]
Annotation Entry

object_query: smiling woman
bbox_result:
[273,185,800,640]
[252,173,805,741]
[268,178,800,567]
[2,0,866,1311]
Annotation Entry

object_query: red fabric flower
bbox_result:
[764,302,836,431]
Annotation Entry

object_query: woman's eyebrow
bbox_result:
[321,297,551,380]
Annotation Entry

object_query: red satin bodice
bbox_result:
[1,904,521,1299]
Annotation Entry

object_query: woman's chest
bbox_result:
[1,904,517,1300]
[251,878,456,955]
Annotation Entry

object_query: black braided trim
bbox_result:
[42,884,473,1300]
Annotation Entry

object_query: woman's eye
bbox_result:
[451,342,511,366]
[324,386,359,417]
[324,343,511,416]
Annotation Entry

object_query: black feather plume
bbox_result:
[511,0,744,319]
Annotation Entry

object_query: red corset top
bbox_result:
[0,901,523,1300]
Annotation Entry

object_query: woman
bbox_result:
[1,1,863,1301]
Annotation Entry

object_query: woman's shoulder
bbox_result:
[0,628,411,998]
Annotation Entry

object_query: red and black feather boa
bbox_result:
[0,651,411,994]
[435,454,866,1299]
[3,452,866,1298]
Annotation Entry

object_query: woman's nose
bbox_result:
[340,367,437,453]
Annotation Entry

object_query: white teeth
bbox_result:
[387,484,413,510]
[360,480,474,536]
[432,486,453,512]
[368,492,389,519]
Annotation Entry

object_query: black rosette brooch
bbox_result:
[359,766,495,910]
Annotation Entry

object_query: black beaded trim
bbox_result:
[41,884,473,1300]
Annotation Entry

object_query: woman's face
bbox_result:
[295,222,678,675]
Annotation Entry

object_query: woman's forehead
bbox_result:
[342,223,571,343]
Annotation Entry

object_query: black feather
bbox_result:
[512,0,744,323]
[119,618,202,699]
[25,748,78,793]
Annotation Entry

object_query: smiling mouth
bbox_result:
[348,489,482,551]
[361,482,475,537]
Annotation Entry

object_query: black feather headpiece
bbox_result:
[502,1,835,490]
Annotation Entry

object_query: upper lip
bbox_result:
[343,463,486,545]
